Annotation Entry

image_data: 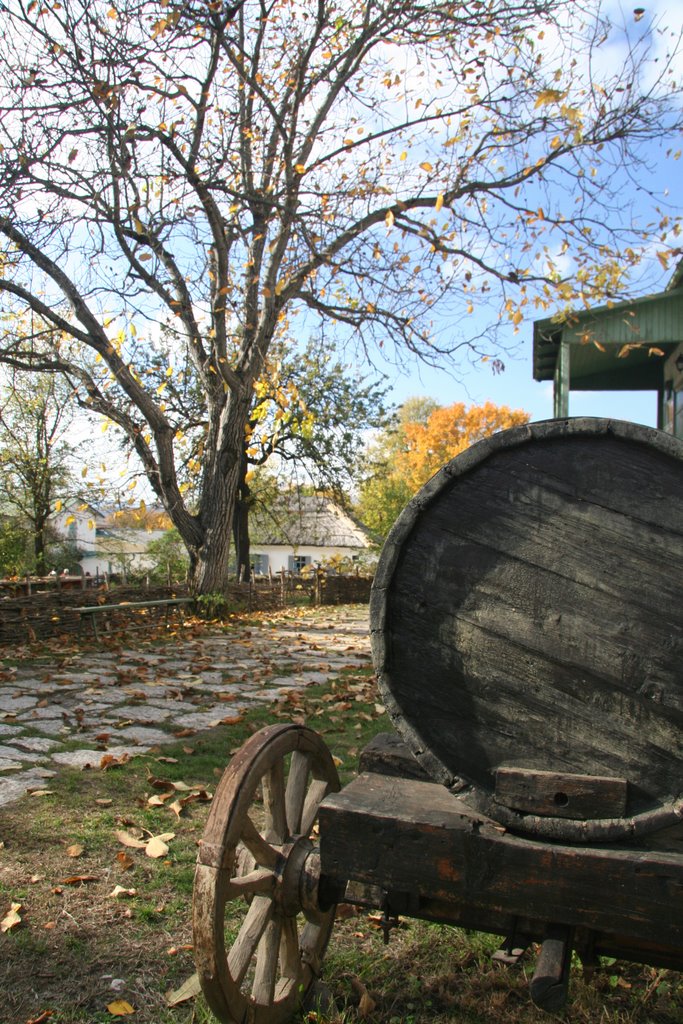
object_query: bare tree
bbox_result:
[0,0,680,592]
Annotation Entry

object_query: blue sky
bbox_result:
[384,327,660,428]
[375,0,682,432]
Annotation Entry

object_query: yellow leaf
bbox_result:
[166,973,202,1007]
[66,515,75,526]
[0,902,22,933]
[657,251,670,270]
[107,7,118,19]
[55,499,63,512]
[420,161,433,172]
[399,151,407,161]
[550,136,561,150]
[115,830,147,850]
[534,89,567,108]
[146,833,174,858]
[385,209,395,229]
[294,163,305,174]
[107,1000,135,1016]
[139,253,152,262]
[108,885,137,898]
[435,193,444,212]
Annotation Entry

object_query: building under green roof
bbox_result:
[533,260,683,436]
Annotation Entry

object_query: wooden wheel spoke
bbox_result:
[227,867,276,897]
[227,895,274,986]
[241,816,279,869]
[263,757,287,843]
[278,915,301,981]
[251,917,282,1004]
[300,778,331,837]
[285,750,310,835]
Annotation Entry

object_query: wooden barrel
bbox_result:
[370,418,683,841]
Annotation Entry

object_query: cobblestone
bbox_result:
[0,606,371,807]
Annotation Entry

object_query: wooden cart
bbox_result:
[193,418,683,1023]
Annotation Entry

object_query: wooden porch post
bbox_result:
[553,339,570,418]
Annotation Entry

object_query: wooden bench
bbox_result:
[74,596,193,640]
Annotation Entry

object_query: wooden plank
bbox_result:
[319,773,683,950]
[494,767,628,820]
[358,732,431,782]
[74,597,192,613]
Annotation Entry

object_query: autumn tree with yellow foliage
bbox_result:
[357,399,529,539]
[397,401,530,493]
[0,1,680,593]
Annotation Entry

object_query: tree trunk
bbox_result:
[34,518,46,576]
[186,394,250,595]
[233,452,251,583]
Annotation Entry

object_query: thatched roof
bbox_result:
[249,495,374,549]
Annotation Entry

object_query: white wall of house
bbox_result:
[79,528,167,577]
[250,545,369,575]
[52,505,98,551]
[51,505,166,578]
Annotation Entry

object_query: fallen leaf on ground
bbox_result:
[147,793,173,807]
[115,830,147,849]
[116,851,135,870]
[26,1011,53,1024]
[101,753,130,770]
[350,976,376,1017]
[166,972,202,1006]
[106,1000,135,1016]
[66,844,84,858]
[29,789,55,798]
[96,798,113,806]
[62,875,98,886]
[1,901,22,932]
[108,885,137,899]
[145,834,174,858]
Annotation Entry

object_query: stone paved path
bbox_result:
[0,606,371,807]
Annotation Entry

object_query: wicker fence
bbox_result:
[0,571,373,644]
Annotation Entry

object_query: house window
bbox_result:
[251,553,269,575]
[288,554,311,572]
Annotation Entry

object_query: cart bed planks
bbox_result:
[319,772,683,959]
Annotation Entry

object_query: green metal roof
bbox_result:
[533,282,683,391]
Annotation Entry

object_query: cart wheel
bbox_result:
[193,723,341,1024]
